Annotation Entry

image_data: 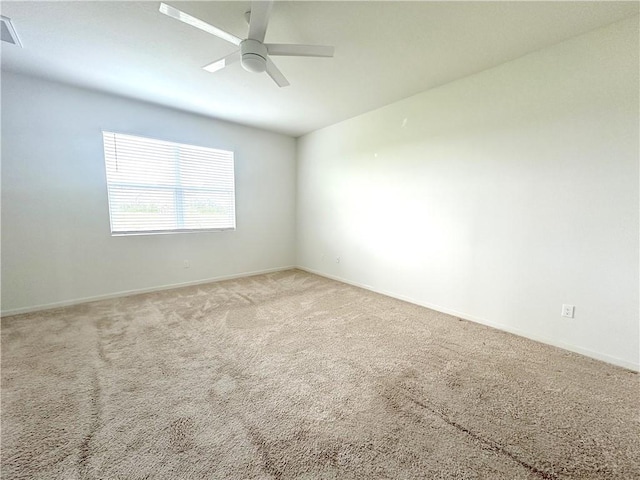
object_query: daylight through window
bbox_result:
[102,132,235,235]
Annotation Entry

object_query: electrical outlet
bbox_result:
[561,304,575,318]
[183,260,190,269]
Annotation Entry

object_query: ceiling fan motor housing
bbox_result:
[241,39,268,73]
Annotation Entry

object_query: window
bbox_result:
[102,132,235,235]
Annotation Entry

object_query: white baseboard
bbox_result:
[1,266,296,317]
[297,266,640,373]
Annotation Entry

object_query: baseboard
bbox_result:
[297,266,640,373]
[1,266,297,317]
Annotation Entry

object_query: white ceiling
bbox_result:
[1,1,638,137]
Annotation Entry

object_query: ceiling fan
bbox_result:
[159,1,334,87]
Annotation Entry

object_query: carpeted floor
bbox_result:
[1,269,638,479]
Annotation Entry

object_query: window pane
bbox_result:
[182,189,236,230]
[104,134,176,186]
[178,152,234,189]
[108,186,177,233]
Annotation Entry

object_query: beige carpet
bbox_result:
[1,269,638,479]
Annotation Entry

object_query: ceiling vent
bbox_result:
[1,15,22,47]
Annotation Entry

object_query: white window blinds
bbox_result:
[102,132,235,235]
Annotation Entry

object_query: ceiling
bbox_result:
[1,1,638,137]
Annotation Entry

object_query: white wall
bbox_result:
[297,17,639,370]
[1,72,297,314]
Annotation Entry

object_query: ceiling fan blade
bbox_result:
[202,50,241,73]
[265,58,290,88]
[247,1,273,43]
[265,44,334,58]
[159,3,242,46]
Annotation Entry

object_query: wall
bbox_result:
[296,17,639,370]
[1,72,297,314]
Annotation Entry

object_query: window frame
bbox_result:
[102,131,236,236]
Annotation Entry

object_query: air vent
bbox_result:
[1,15,22,47]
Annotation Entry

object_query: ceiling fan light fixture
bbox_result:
[241,53,267,73]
